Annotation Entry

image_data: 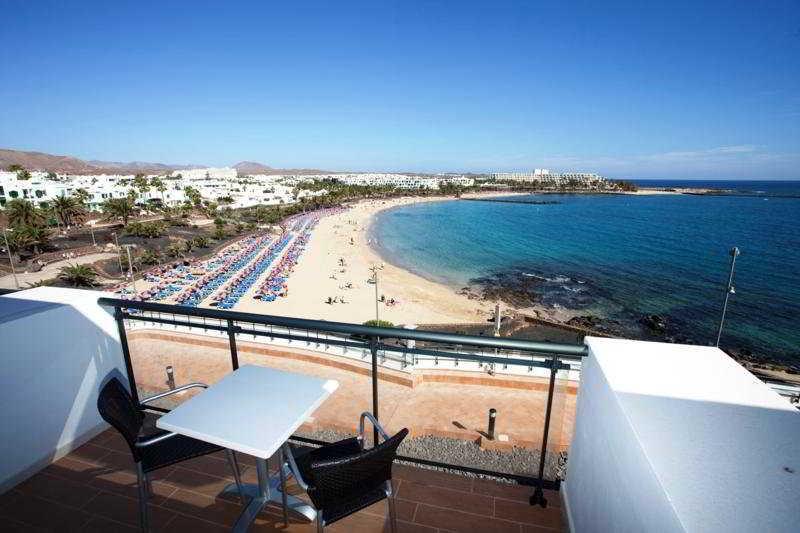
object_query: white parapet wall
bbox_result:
[0,287,126,493]
[563,336,800,533]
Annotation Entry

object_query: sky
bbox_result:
[1,1,798,179]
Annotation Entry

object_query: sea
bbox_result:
[370,180,800,365]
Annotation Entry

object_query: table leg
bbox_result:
[225,456,316,531]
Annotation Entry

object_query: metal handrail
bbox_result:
[97,296,588,357]
[98,294,587,507]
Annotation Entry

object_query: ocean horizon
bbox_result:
[370,180,800,365]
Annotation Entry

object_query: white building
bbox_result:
[491,169,609,188]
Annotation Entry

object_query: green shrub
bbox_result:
[124,221,167,238]
[139,249,161,265]
[363,320,394,328]
[193,236,210,248]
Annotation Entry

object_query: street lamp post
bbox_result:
[123,244,137,293]
[715,247,740,347]
[370,265,379,322]
[88,221,96,247]
[2,228,20,289]
[112,232,123,275]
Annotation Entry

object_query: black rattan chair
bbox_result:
[97,377,245,532]
[282,412,408,532]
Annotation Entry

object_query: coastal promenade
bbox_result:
[126,327,577,456]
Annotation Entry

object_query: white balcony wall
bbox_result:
[564,337,800,533]
[0,288,125,492]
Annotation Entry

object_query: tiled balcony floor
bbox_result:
[0,429,564,532]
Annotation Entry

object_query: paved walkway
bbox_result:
[0,252,118,289]
[128,329,576,455]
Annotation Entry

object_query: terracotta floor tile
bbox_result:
[359,497,417,522]
[397,480,493,516]
[0,516,49,532]
[90,428,118,444]
[521,524,566,533]
[44,456,107,486]
[69,442,112,465]
[159,488,247,527]
[326,510,389,532]
[396,520,439,533]
[471,479,561,509]
[393,464,473,492]
[493,498,561,530]
[163,466,237,498]
[176,452,239,480]
[88,468,176,506]
[0,491,92,532]
[5,430,570,533]
[14,471,99,509]
[414,503,521,533]
[93,432,132,454]
[80,515,139,532]
[250,509,316,532]
[164,514,234,532]
[81,491,175,531]
[90,450,137,474]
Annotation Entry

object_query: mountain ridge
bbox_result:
[0,148,335,176]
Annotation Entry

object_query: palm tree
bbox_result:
[4,229,34,261]
[102,197,138,226]
[73,188,91,206]
[52,195,86,228]
[133,174,150,197]
[5,199,44,228]
[150,176,167,203]
[184,186,203,209]
[58,264,98,287]
[17,224,51,255]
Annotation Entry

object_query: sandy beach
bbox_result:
[233,196,494,325]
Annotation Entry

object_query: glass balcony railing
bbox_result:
[99,296,587,507]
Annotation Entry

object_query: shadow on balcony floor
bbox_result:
[0,428,565,532]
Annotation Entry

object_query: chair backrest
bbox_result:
[307,428,409,512]
[97,377,145,461]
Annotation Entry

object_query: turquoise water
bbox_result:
[370,181,800,364]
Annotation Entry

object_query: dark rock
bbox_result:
[566,315,602,328]
[640,314,667,334]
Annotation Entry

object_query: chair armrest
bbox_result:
[358,411,390,446]
[140,383,208,405]
[134,431,180,448]
[282,443,310,490]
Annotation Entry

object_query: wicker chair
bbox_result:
[96,377,245,532]
[282,412,408,532]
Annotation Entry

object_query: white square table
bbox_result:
[156,364,339,531]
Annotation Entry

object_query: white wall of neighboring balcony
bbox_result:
[564,337,800,533]
[0,287,125,493]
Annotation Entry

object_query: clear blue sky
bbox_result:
[1,1,798,178]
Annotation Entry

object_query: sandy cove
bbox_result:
[232,196,494,325]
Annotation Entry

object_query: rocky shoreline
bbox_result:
[459,269,800,380]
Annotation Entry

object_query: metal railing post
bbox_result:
[114,306,140,407]
[530,354,559,508]
[227,319,239,370]
[369,336,380,444]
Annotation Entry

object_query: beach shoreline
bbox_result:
[232,194,497,325]
[242,191,587,329]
